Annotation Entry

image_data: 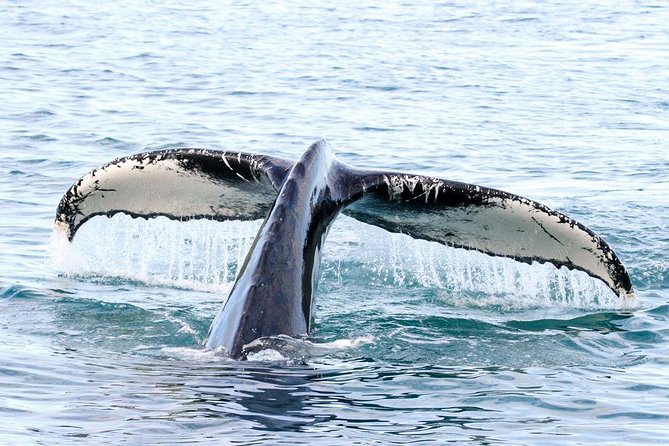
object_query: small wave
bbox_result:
[0,284,50,300]
[23,134,57,142]
[354,126,397,132]
[95,137,127,147]
[506,311,632,334]
[364,85,401,92]
[121,52,158,60]
[159,311,203,342]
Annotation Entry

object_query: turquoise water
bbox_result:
[1,1,668,444]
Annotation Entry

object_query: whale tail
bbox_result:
[54,148,293,241]
[55,140,634,301]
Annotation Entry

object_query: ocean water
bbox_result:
[1,1,668,444]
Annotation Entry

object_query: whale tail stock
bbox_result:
[55,139,634,354]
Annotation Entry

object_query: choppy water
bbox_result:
[1,1,668,444]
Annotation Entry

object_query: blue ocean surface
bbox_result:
[1,1,668,444]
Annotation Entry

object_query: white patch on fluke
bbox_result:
[55,149,281,240]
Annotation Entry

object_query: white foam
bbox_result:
[307,335,376,350]
[245,348,287,362]
[159,335,375,363]
[243,334,376,360]
[161,346,231,362]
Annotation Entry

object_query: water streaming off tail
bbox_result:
[51,214,623,308]
[51,215,262,292]
[323,217,623,309]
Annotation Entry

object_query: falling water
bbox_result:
[51,214,623,309]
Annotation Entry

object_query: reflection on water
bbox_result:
[182,366,315,432]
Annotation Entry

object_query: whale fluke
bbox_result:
[55,140,634,358]
[55,148,293,241]
[343,170,633,300]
